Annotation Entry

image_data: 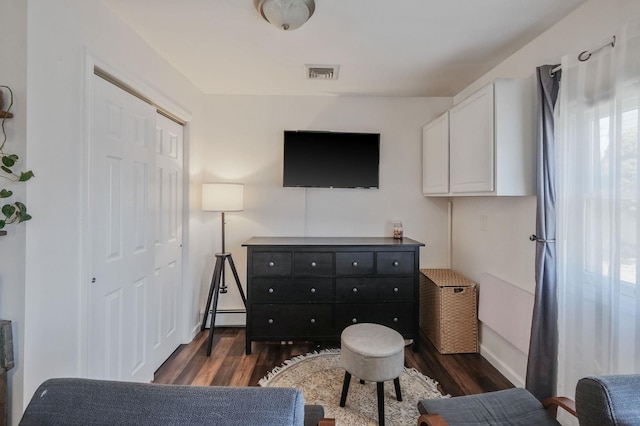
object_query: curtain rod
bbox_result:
[549,35,616,77]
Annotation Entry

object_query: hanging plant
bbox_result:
[0,85,33,231]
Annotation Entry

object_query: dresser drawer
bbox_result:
[294,252,334,276]
[335,302,415,335]
[251,304,333,337]
[251,278,332,302]
[335,278,377,302]
[372,278,414,301]
[376,252,414,275]
[336,252,374,275]
[252,252,292,276]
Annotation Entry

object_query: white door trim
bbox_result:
[80,49,192,378]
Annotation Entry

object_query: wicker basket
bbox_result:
[420,269,478,354]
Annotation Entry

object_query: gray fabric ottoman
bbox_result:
[339,323,405,426]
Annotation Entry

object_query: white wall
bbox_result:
[0,2,28,424]
[22,0,206,419]
[195,95,453,315]
[449,0,640,387]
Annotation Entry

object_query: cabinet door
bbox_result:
[449,83,495,193]
[422,112,449,195]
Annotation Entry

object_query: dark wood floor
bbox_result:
[154,327,513,397]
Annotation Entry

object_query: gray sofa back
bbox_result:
[20,378,306,425]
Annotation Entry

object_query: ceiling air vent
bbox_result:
[306,64,339,80]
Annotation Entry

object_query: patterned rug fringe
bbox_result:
[259,348,341,387]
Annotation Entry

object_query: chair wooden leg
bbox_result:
[339,371,351,407]
[393,377,402,401]
[377,382,385,426]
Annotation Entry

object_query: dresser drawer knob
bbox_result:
[268,261,275,267]
[352,287,358,293]
[352,318,358,323]
[268,318,274,324]
[393,287,399,292]
[268,288,274,293]
[393,261,399,267]
[393,317,399,322]
[352,261,358,267]
[310,318,316,324]
[311,262,317,267]
[310,287,316,293]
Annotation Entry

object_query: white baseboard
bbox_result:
[204,309,246,328]
[480,343,525,388]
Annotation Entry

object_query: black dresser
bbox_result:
[242,237,425,355]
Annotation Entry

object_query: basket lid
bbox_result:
[421,269,476,288]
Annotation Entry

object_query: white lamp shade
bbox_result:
[202,183,244,212]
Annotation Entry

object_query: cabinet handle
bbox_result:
[268,261,275,267]
[311,262,317,267]
[310,288,316,293]
[352,318,358,323]
[268,319,274,324]
[352,287,358,293]
[393,317,399,322]
[352,261,358,267]
[268,288,274,293]
[310,318,316,324]
[393,261,399,267]
[393,287,399,292]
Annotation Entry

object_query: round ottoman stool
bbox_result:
[339,323,405,426]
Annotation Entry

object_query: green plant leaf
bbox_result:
[0,220,5,229]
[17,212,31,223]
[8,155,18,161]
[1,166,12,175]
[2,204,15,218]
[1,156,15,167]
[18,170,34,182]
[14,201,26,211]
[0,189,12,198]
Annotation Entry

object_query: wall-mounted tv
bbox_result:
[283,130,380,189]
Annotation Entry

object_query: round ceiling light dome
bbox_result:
[256,0,315,31]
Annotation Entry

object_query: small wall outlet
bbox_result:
[480,214,488,232]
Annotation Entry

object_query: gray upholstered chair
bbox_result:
[417,374,640,426]
[20,378,335,426]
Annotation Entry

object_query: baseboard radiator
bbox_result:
[478,273,534,354]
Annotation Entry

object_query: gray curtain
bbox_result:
[525,65,561,401]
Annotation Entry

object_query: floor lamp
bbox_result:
[201,183,247,356]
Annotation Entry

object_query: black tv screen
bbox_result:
[283,130,380,189]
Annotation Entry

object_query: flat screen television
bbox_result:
[283,130,380,189]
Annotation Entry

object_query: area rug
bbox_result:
[259,349,446,426]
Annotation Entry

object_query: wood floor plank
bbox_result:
[154,327,513,397]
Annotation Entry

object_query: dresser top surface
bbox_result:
[242,236,425,247]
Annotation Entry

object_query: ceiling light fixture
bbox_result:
[255,0,315,31]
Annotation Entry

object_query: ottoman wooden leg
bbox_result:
[393,377,402,401]
[339,371,351,407]
[376,382,385,426]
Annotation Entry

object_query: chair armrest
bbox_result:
[543,396,577,418]
[417,413,449,426]
[318,419,335,426]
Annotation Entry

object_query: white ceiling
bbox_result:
[104,0,586,97]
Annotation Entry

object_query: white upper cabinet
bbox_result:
[422,111,449,195]
[450,84,495,193]
[422,78,534,197]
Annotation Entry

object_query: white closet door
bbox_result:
[89,76,157,382]
[152,114,183,367]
